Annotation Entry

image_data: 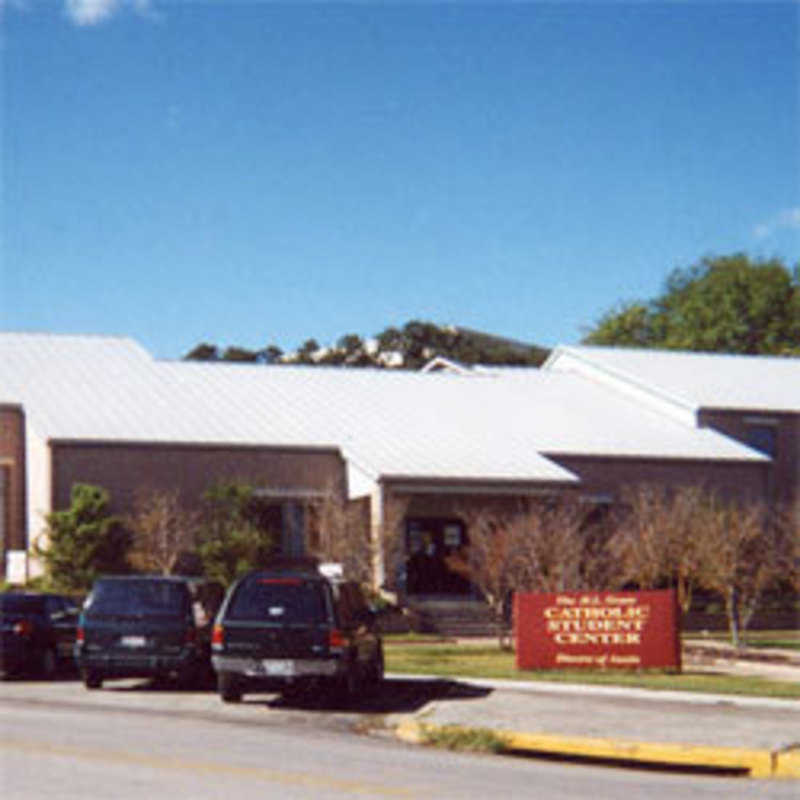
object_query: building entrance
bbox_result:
[405,517,471,595]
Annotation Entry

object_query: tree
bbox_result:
[445,509,527,647]
[610,484,706,612]
[295,338,320,364]
[260,344,284,364]
[306,484,371,586]
[773,502,800,594]
[196,483,277,586]
[36,484,130,593]
[184,343,219,361]
[306,486,408,594]
[585,254,800,354]
[695,498,781,647]
[222,346,259,363]
[126,488,200,575]
[183,320,549,371]
[446,497,614,647]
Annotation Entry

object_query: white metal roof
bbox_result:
[544,345,800,414]
[0,333,576,485]
[0,334,768,493]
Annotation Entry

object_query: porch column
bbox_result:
[281,500,305,558]
[370,484,385,591]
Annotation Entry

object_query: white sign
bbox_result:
[5,550,27,585]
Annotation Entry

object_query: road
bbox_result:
[1,677,796,799]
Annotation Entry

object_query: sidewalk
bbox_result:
[389,662,800,779]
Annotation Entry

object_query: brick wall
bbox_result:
[698,409,799,509]
[545,454,771,505]
[50,441,346,516]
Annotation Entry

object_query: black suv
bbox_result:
[1,592,80,678]
[211,565,383,703]
[75,576,222,689]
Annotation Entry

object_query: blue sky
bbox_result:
[2,1,798,359]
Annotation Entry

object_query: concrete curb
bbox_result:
[394,720,800,780]
[386,672,800,709]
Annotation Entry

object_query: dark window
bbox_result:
[86,579,190,617]
[0,594,45,616]
[746,425,777,457]
[227,578,328,624]
[405,518,471,595]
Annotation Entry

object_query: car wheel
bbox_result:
[176,663,201,690]
[39,647,57,679]
[218,672,242,703]
[340,661,361,699]
[369,648,384,687]
[83,669,103,689]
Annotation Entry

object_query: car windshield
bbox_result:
[0,595,44,617]
[227,578,329,624]
[85,580,189,617]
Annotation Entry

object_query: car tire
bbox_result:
[83,669,103,689]
[339,660,362,699]
[368,648,384,688]
[176,663,201,690]
[39,647,57,679]
[218,672,242,703]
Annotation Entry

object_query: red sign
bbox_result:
[514,590,680,671]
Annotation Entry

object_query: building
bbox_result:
[1,333,795,599]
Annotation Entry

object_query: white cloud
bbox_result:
[65,0,119,26]
[754,207,800,239]
[64,0,158,26]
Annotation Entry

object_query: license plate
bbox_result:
[120,636,146,648]
[263,659,294,676]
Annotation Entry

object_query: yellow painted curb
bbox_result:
[773,748,800,779]
[505,731,775,778]
[396,720,799,780]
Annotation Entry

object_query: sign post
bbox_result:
[514,590,681,671]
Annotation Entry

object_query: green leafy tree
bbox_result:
[36,484,130,593]
[260,344,284,364]
[585,254,800,354]
[184,343,219,361]
[295,338,320,364]
[196,483,276,586]
[222,346,259,363]
[185,321,548,370]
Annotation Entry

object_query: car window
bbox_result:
[86,580,190,617]
[0,595,44,617]
[226,578,329,624]
[45,595,64,620]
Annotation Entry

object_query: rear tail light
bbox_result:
[211,624,224,649]
[76,626,85,644]
[328,628,345,652]
[13,619,33,637]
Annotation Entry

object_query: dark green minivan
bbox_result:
[75,576,222,689]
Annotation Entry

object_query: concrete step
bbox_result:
[407,599,499,637]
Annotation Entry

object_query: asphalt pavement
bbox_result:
[389,642,800,780]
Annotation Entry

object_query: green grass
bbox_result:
[384,642,800,699]
[418,724,510,753]
[686,630,800,651]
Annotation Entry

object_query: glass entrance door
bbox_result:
[405,518,471,595]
